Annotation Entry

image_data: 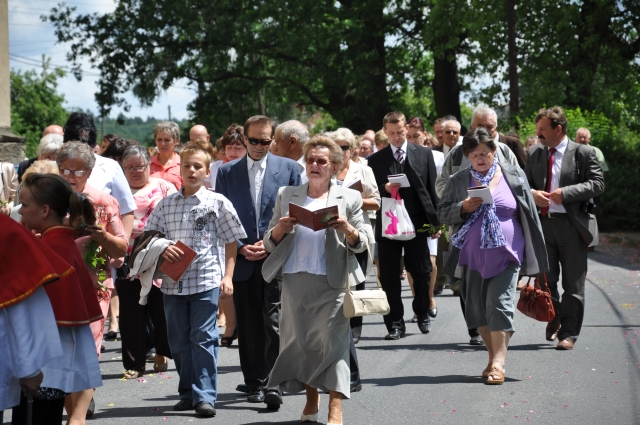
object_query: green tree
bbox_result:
[10,61,69,158]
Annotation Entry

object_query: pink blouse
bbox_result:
[130,177,177,243]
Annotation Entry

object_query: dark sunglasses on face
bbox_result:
[305,158,329,166]
[444,130,459,135]
[246,137,272,146]
[339,145,351,151]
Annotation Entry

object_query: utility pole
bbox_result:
[0,0,26,163]
[168,105,172,122]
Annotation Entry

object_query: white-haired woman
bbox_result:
[330,128,380,347]
[37,133,64,161]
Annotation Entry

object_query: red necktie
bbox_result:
[540,147,556,216]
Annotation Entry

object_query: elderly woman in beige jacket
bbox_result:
[261,135,369,425]
[329,128,380,343]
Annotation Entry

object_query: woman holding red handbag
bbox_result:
[437,128,549,385]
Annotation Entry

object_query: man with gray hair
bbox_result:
[273,120,310,183]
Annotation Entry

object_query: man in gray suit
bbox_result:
[525,106,604,350]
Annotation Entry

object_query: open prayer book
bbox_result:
[158,241,197,281]
[289,203,339,231]
[467,185,494,205]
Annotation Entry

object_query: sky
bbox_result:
[8,0,195,120]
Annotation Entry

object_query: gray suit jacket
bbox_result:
[261,183,370,289]
[525,140,604,246]
[435,138,518,199]
[437,163,549,278]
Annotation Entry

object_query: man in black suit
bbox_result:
[368,111,440,340]
[525,106,604,350]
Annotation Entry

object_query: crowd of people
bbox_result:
[0,105,606,424]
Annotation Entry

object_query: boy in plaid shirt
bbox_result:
[145,143,246,418]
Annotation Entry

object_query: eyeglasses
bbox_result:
[59,169,88,177]
[305,158,329,166]
[246,137,272,146]
[444,130,459,135]
[124,165,148,173]
[339,145,351,151]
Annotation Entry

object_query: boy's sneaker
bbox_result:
[173,398,193,411]
[195,402,216,417]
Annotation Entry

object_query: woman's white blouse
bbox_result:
[283,196,333,276]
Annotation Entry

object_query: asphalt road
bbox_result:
[4,249,640,425]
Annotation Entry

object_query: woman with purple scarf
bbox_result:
[437,128,548,385]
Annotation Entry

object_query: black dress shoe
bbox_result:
[384,329,406,340]
[173,398,193,411]
[350,378,362,392]
[428,308,438,318]
[417,315,431,334]
[264,389,283,410]
[236,383,250,393]
[434,285,444,295]
[103,331,118,340]
[247,389,265,403]
[469,334,483,345]
[194,401,216,417]
[352,326,362,344]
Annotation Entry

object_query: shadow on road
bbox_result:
[357,342,552,352]
[588,251,640,270]
[361,374,521,386]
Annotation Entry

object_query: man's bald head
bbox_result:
[42,125,63,137]
[189,124,210,142]
[363,130,375,143]
[575,127,591,145]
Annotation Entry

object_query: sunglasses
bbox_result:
[246,137,272,146]
[444,130,459,135]
[59,168,88,177]
[305,158,330,166]
[339,145,351,151]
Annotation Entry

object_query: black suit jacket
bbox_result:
[368,143,440,239]
[17,158,36,183]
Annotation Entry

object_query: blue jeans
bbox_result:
[163,287,219,406]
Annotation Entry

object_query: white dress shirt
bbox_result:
[548,137,568,213]
[390,140,408,163]
[247,154,268,237]
[297,156,309,184]
[88,154,137,215]
[283,196,329,276]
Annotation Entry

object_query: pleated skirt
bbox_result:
[41,325,103,393]
[267,272,351,398]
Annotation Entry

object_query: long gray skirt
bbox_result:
[267,272,351,398]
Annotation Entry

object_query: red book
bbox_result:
[158,241,197,281]
[346,179,363,192]
[289,203,339,231]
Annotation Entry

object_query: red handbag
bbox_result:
[517,274,556,322]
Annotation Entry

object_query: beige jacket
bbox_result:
[261,183,370,289]
[1,163,18,209]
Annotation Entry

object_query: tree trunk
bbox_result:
[506,0,519,124]
[432,50,461,121]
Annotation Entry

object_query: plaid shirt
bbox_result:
[145,186,247,295]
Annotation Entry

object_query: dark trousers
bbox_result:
[377,231,432,332]
[350,250,369,331]
[11,393,65,425]
[459,296,480,338]
[349,329,360,382]
[234,258,281,391]
[541,215,587,340]
[115,278,172,372]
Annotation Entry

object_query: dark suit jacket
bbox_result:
[500,134,526,169]
[17,158,36,183]
[525,140,604,245]
[368,142,440,240]
[215,153,301,281]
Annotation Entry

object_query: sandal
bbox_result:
[220,328,238,347]
[154,355,168,372]
[124,369,143,379]
[482,363,492,378]
[486,367,505,385]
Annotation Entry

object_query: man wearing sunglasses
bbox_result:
[215,115,301,410]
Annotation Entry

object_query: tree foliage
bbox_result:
[10,63,69,157]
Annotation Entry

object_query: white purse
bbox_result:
[343,242,390,318]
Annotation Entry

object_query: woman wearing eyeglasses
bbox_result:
[262,135,370,425]
[329,128,380,347]
[114,144,176,379]
[56,141,128,420]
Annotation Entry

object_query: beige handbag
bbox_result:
[343,240,390,318]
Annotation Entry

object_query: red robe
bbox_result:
[40,226,104,326]
[0,214,74,309]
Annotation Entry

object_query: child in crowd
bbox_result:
[144,143,246,418]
